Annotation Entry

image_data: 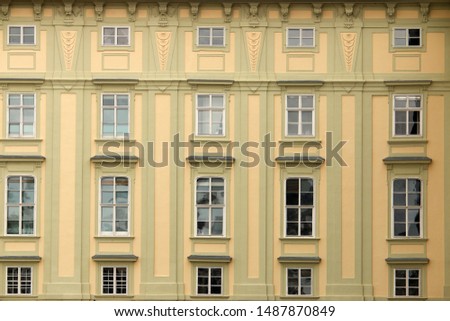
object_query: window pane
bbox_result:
[212,36,224,46]
[300,192,313,206]
[211,95,224,107]
[287,96,299,108]
[286,179,299,205]
[302,29,314,38]
[394,222,406,237]
[301,95,314,107]
[117,95,129,106]
[286,208,298,222]
[198,28,210,37]
[23,108,34,122]
[198,36,210,45]
[103,36,115,45]
[9,108,20,122]
[7,191,20,203]
[197,95,210,107]
[286,223,299,236]
[102,95,115,106]
[408,29,420,37]
[117,36,129,45]
[117,28,128,36]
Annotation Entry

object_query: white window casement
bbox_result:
[393,28,421,47]
[286,28,315,48]
[394,269,420,297]
[6,176,35,236]
[197,27,225,46]
[287,268,313,296]
[285,178,314,237]
[102,27,130,46]
[392,178,422,238]
[286,95,315,136]
[8,26,36,45]
[195,177,225,237]
[196,94,225,136]
[100,177,129,236]
[101,94,130,139]
[7,93,35,138]
[6,267,32,295]
[196,267,222,295]
[393,95,422,137]
[102,267,127,295]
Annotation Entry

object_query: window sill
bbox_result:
[190,295,229,299]
[0,235,40,240]
[386,238,428,242]
[190,137,230,143]
[388,139,428,145]
[0,295,38,299]
[387,297,427,301]
[94,295,134,300]
[94,236,135,240]
[95,139,136,143]
[190,236,231,241]
[279,295,320,300]
[279,139,321,146]
[279,237,320,241]
[0,138,43,142]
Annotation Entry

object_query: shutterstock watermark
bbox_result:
[101,132,347,168]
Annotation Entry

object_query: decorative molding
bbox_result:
[223,3,233,23]
[386,3,396,23]
[340,33,357,72]
[62,0,74,23]
[127,1,137,22]
[420,3,430,23]
[343,3,355,28]
[93,1,104,22]
[32,0,43,21]
[248,2,259,26]
[385,257,429,265]
[246,31,262,72]
[190,2,199,21]
[279,3,290,23]
[92,254,138,262]
[158,2,168,26]
[188,255,232,263]
[0,0,10,21]
[156,31,172,71]
[61,31,77,71]
[312,3,323,23]
[277,256,321,264]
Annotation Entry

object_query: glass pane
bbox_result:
[408,29,420,37]
[101,221,113,232]
[211,222,223,235]
[116,207,128,220]
[287,124,298,135]
[197,178,209,190]
[212,208,223,221]
[301,95,314,107]
[196,192,209,204]
[301,208,313,222]
[302,38,314,46]
[116,191,128,204]
[288,37,300,46]
[212,36,224,46]
[286,96,299,108]
[9,108,20,122]
[300,223,313,236]
[8,94,21,106]
[116,125,129,137]
[395,111,406,123]
[288,111,298,122]
[395,123,406,135]
[394,222,406,236]
[198,28,210,37]
[197,208,209,221]
[117,95,129,106]
[408,179,421,193]
[288,29,300,38]
[211,192,224,204]
[286,208,298,222]
[302,124,313,135]
[301,269,312,277]
[212,111,223,122]
[22,191,34,203]
[22,206,34,220]
[23,108,34,122]
[23,35,34,45]
[102,191,113,204]
[103,28,115,36]
[116,177,128,190]
[197,221,209,235]
[7,207,19,220]
[393,179,406,192]
[211,123,223,135]
[102,177,114,190]
[394,29,406,39]
[8,177,20,190]
[409,270,419,278]
[286,179,299,205]
[102,95,115,106]
[409,288,419,296]
[117,28,129,36]
[408,223,420,236]
[103,36,115,45]
[116,221,128,232]
[197,95,210,107]
[302,29,314,38]
[198,36,210,45]
[211,95,224,107]
[395,288,406,296]
[408,97,421,108]
[394,38,406,46]
[101,207,113,221]
[7,191,20,203]
[23,95,35,106]
[408,193,421,206]
[212,28,224,37]
[394,97,407,108]
[300,192,313,205]
[393,191,406,205]
[395,270,406,278]
[394,209,406,222]
[286,223,299,236]
[103,109,114,123]
[116,109,129,124]
[302,111,313,123]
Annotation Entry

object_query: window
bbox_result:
[285,178,314,237]
[101,94,129,138]
[287,268,312,296]
[100,177,129,236]
[393,95,422,136]
[392,178,421,237]
[6,176,35,235]
[102,267,127,295]
[102,27,130,46]
[394,269,420,297]
[393,28,421,47]
[287,28,315,47]
[8,26,35,45]
[6,267,32,295]
[196,267,222,295]
[196,94,225,136]
[7,94,35,138]
[286,95,314,136]
[195,178,225,236]
[197,27,225,46]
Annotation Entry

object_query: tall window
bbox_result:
[394,269,420,297]
[8,94,35,138]
[8,26,35,45]
[6,176,35,235]
[100,177,129,236]
[102,27,130,46]
[393,178,421,237]
[286,28,315,47]
[197,267,222,295]
[196,178,225,236]
[393,28,421,47]
[102,267,127,295]
[101,94,129,138]
[285,178,314,237]
[197,27,225,46]
[287,268,312,296]
[196,94,225,136]
[286,95,314,136]
[6,267,32,295]
[393,95,422,136]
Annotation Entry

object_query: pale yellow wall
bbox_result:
[318,95,327,295]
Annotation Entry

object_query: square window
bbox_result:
[287,268,313,296]
[197,27,225,46]
[394,269,420,297]
[8,26,36,45]
[393,28,421,47]
[102,267,127,295]
[287,28,315,48]
[196,267,223,295]
[102,27,130,46]
[6,267,32,295]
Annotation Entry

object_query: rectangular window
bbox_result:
[286,95,314,136]
[285,178,314,237]
[393,28,421,47]
[6,176,35,235]
[287,268,312,296]
[6,267,32,295]
[8,94,35,138]
[100,177,129,236]
[102,267,127,295]
[196,94,225,136]
[394,269,420,297]
[197,27,225,46]
[8,26,35,45]
[393,178,421,238]
[102,27,130,46]
[101,94,129,138]
[196,267,222,295]
[196,177,225,236]
[393,95,422,136]
[287,28,315,47]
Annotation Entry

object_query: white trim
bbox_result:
[285,94,315,137]
[196,26,226,47]
[101,266,128,295]
[392,27,422,48]
[195,266,223,296]
[286,27,316,48]
[195,93,226,137]
[100,93,130,139]
[6,93,36,138]
[7,25,36,45]
[286,267,313,297]
[101,26,131,46]
[393,268,421,297]
[5,266,33,296]
[392,94,423,137]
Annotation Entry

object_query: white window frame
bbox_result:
[286,268,313,296]
[5,175,36,236]
[391,178,422,238]
[195,177,226,237]
[102,26,130,46]
[101,266,128,295]
[196,267,223,295]
[285,94,315,137]
[284,177,315,238]
[197,27,226,47]
[394,268,421,297]
[392,27,422,47]
[7,25,36,45]
[392,94,422,137]
[6,266,32,295]
[98,176,130,237]
[7,93,36,138]
[195,94,226,136]
[101,93,130,139]
[286,27,316,48]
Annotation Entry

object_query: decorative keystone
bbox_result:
[312,3,323,23]
[93,1,104,21]
[190,2,199,21]
[386,3,396,23]
[127,1,137,22]
[0,0,10,21]
[248,2,259,26]
[420,3,430,23]
[343,3,355,28]
[223,3,232,23]
[32,0,43,21]
[158,2,168,26]
[279,3,289,22]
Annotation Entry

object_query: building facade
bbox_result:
[0,0,449,300]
